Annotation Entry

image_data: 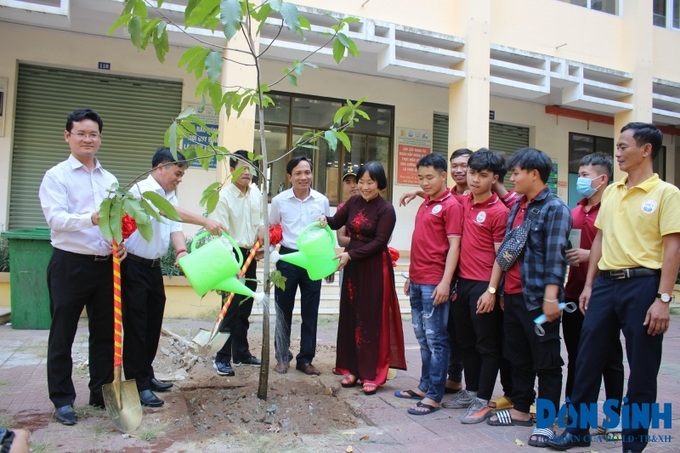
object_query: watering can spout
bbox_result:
[213,276,255,299]
[274,222,340,281]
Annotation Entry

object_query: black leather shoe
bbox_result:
[89,396,105,409]
[150,378,173,392]
[139,389,164,407]
[55,405,78,425]
[233,356,261,367]
[545,432,590,450]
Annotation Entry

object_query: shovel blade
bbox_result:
[191,329,230,356]
[102,379,143,433]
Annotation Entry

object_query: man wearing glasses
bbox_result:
[39,108,126,426]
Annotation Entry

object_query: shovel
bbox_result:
[102,240,143,433]
[191,242,259,355]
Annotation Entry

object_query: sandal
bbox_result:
[489,395,513,410]
[340,374,357,388]
[407,401,441,416]
[528,427,555,447]
[362,382,378,395]
[486,409,534,427]
[393,389,423,400]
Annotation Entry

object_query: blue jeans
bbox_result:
[410,282,450,402]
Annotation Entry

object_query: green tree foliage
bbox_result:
[109,0,366,399]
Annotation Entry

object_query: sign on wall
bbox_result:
[396,127,432,185]
[183,106,219,169]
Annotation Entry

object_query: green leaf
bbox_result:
[110,198,124,245]
[208,81,223,112]
[355,108,370,120]
[136,221,154,242]
[178,46,209,75]
[155,20,167,39]
[332,39,345,63]
[298,16,311,30]
[141,198,163,223]
[132,0,148,16]
[205,51,224,83]
[143,191,181,221]
[324,130,338,151]
[335,130,351,151]
[220,0,242,40]
[346,37,360,57]
[129,16,144,49]
[123,197,149,225]
[177,106,198,120]
[98,197,113,241]
[153,27,169,63]
[199,182,221,213]
[333,105,351,124]
[268,0,283,11]
[108,13,133,35]
[279,2,300,33]
[185,0,220,28]
[165,121,178,157]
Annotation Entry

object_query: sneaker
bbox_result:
[233,356,261,367]
[213,360,235,376]
[443,389,477,409]
[461,398,492,424]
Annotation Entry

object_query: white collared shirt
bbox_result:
[124,175,183,259]
[209,183,264,249]
[39,155,118,256]
[269,188,330,249]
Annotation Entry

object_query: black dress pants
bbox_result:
[47,249,114,408]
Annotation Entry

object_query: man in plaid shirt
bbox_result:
[487,148,571,449]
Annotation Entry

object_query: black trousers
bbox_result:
[274,246,321,365]
[452,278,504,401]
[566,274,662,452]
[562,296,624,404]
[503,293,563,414]
[216,247,258,363]
[121,257,166,391]
[46,249,114,408]
[447,283,464,383]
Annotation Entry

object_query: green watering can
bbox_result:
[179,231,261,300]
[270,222,339,281]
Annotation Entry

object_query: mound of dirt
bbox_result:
[154,328,362,438]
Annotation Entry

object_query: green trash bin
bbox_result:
[1,228,53,329]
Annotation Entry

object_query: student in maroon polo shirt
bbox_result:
[443,150,509,424]
[562,152,623,436]
[394,153,463,415]
[399,148,471,394]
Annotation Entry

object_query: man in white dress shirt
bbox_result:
[122,146,225,407]
[39,108,126,425]
[209,150,265,377]
[269,155,330,376]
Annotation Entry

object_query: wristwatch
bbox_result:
[487,286,497,295]
[657,292,673,303]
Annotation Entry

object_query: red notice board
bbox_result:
[397,145,431,184]
[396,128,432,185]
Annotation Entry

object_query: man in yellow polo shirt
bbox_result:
[547,122,680,453]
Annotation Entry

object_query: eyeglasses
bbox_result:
[69,131,101,140]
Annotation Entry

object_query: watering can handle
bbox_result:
[300,221,334,242]
[190,230,244,267]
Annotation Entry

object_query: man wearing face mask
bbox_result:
[562,152,624,437]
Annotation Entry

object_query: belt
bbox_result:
[59,250,111,261]
[600,267,660,280]
[279,245,298,255]
[126,253,161,268]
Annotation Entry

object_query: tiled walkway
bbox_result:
[1,312,679,452]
